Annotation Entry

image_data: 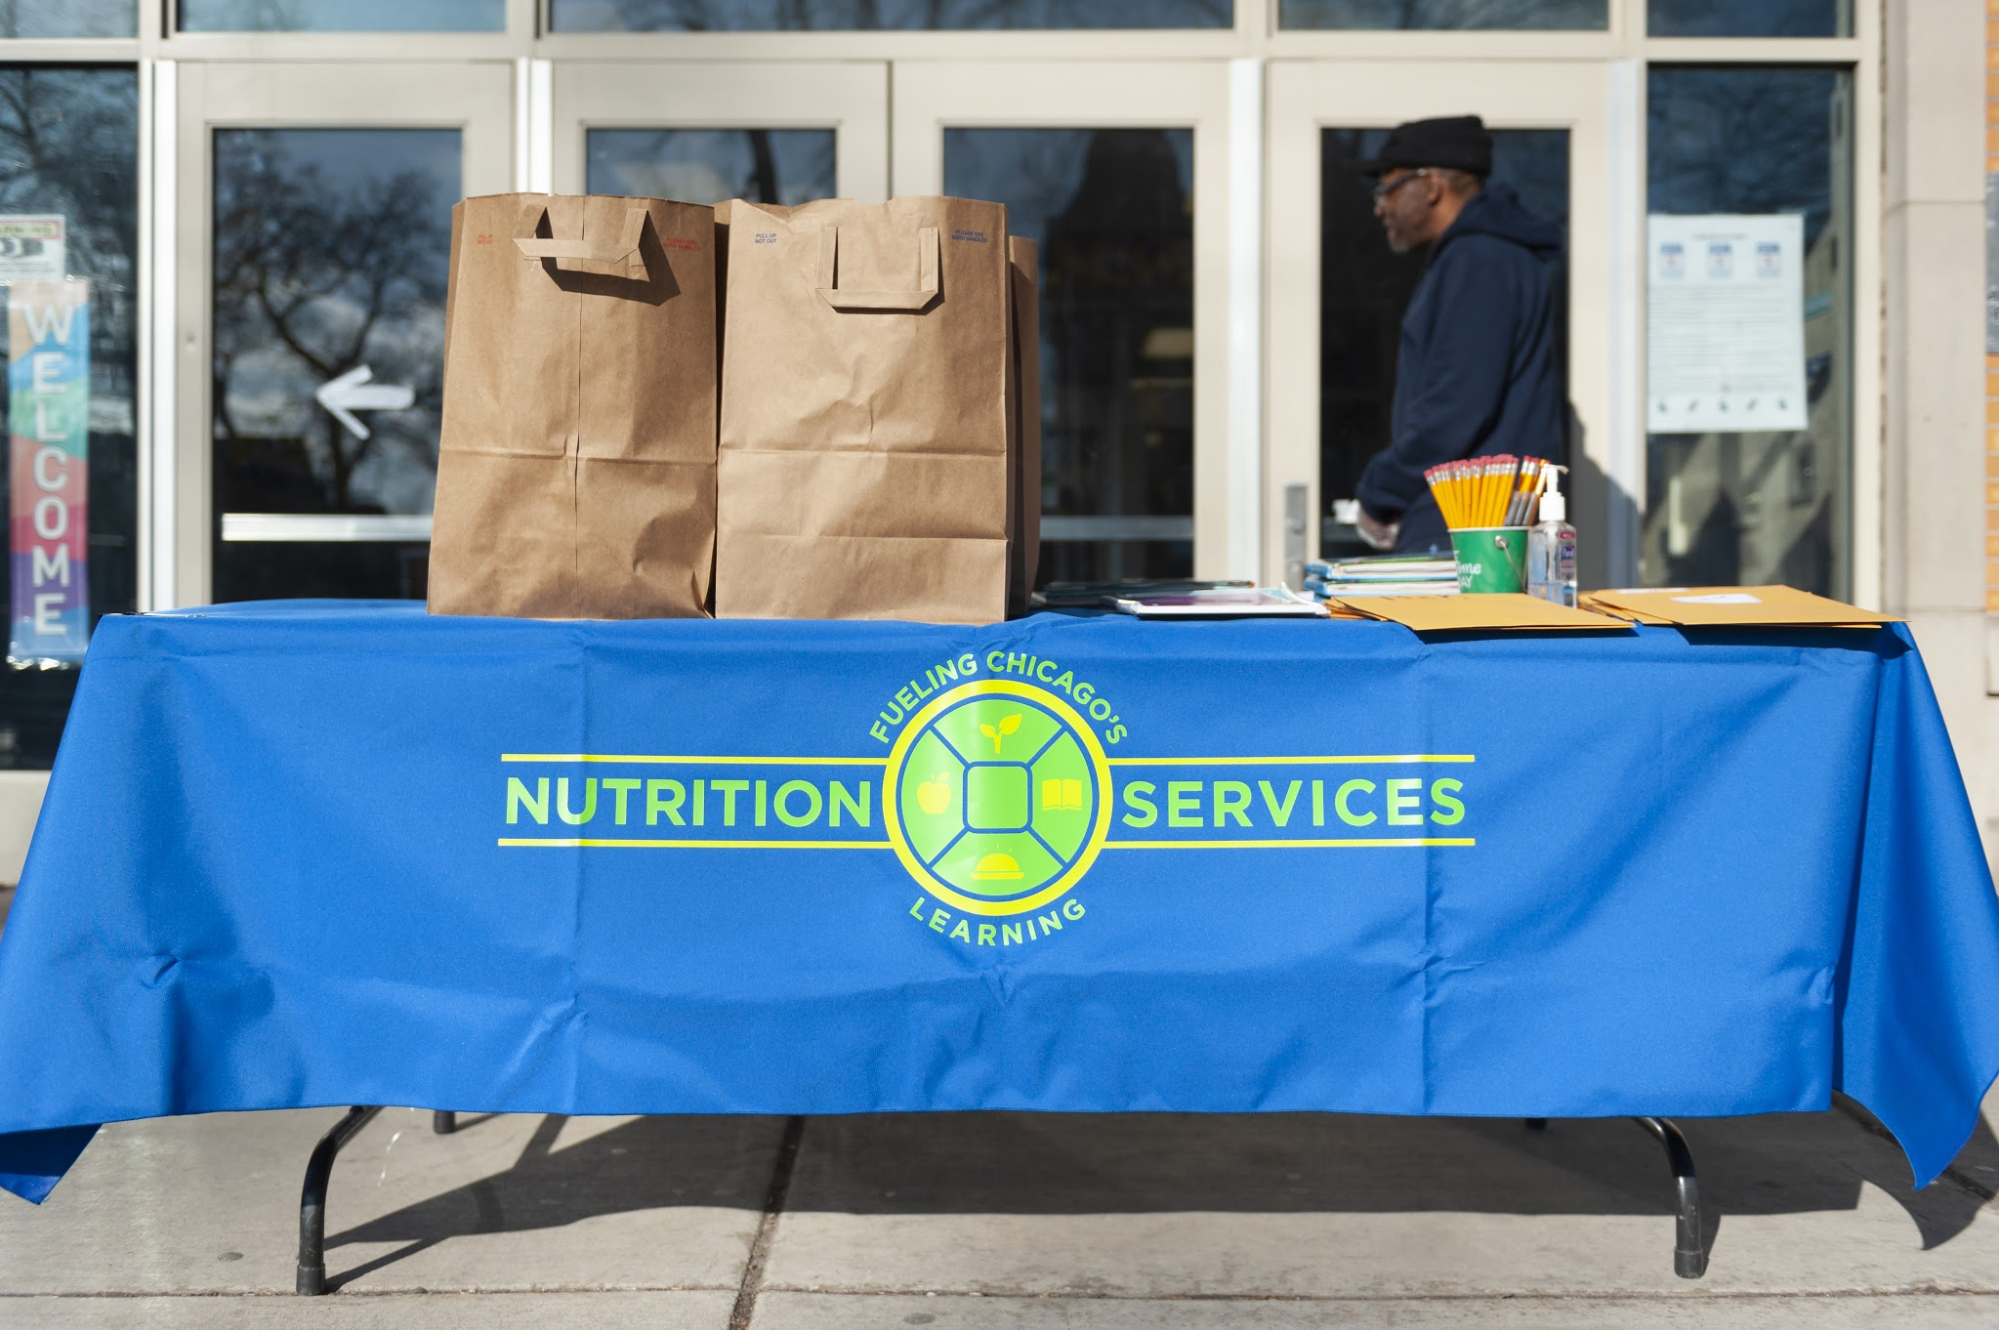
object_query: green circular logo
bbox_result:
[884,680,1111,917]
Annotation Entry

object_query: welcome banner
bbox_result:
[8,280,89,666]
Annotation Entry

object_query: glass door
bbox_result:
[174,61,513,607]
[550,61,889,204]
[1265,61,1613,586]
[892,60,1240,585]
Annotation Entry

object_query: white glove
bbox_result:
[1356,509,1400,552]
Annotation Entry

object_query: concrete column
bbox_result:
[1883,0,1997,870]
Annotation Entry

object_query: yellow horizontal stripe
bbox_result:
[1103,838,1474,850]
[1108,755,1474,766]
[501,754,887,766]
[499,838,891,850]
[507,754,1473,767]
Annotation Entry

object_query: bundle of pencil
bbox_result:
[1424,455,1552,529]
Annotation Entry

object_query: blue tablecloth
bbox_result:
[1,600,1996,1204]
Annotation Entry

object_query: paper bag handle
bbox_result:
[815,225,941,312]
[514,206,650,277]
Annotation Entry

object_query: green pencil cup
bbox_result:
[1451,527,1528,594]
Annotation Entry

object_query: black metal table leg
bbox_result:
[297,1106,382,1295]
[1634,1116,1707,1278]
[432,1110,456,1135]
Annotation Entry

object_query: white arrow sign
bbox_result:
[315,365,415,441]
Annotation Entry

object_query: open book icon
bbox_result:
[1041,778,1083,812]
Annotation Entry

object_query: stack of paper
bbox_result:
[1303,555,1458,600]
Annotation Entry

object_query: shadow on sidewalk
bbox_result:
[323,1102,1994,1289]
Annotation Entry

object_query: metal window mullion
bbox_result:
[1227,53,1263,580]
[0,39,142,60]
[1606,56,1643,588]
[145,57,177,612]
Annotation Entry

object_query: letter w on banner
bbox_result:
[8,280,89,667]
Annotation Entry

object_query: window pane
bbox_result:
[945,128,1194,584]
[1644,68,1853,597]
[0,67,138,768]
[1319,127,1568,558]
[1647,0,1845,38]
[587,129,835,206]
[211,540,429,602]
[212,128,456,602]
[0,1,136,37]
[179,0,502,32]
[1281,0,1605,30]
[553,0,1229,32]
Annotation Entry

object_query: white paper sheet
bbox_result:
[1646,213,1807,434]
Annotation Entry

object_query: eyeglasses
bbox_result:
[1370,169,1431,204]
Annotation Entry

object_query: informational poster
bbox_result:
[8,280,90,667]
[1646,214,1807,434]
[0,215,65,283]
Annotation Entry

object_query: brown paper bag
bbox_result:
[715,197,1016,623]
[429,193,716,619]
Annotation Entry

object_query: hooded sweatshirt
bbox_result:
[1356,183,1565,554]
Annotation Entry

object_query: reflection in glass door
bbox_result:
[551,62,888,203]
[0,66,138,768]
[586,130,835,205]
[176,62,513,607]
[894,61,1237,585]
[945,128,1195,581]
[211,128,455,600]
[1642,67,1853,598]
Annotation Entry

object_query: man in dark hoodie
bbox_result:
[1354,116,1565,554]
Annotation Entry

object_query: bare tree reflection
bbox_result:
[1279,0,1604,29]
[585,129,835,206]
[0,0,133,37]
[211,129,450,516]
[1643,69,1848,595]
[1645,0,1838,38]
[1649,71,1834,246]
[180,0,504,31]
[0,68,139,764]
[0,69,138,383]
[947,127,1194,583]
[559,0,1230,31]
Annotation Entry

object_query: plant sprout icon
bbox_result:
[979,713,1022,756]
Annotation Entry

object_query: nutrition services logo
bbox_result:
[495,646,1475,948]
[885,679,1110,918]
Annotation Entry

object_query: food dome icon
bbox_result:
[888,684,1104,913]
[971,852,1023,881]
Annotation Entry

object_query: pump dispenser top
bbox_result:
[1538,465,1566,524]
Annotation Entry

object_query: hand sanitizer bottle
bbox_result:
[1526,467,1577,607]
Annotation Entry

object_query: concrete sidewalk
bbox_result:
[1,1103,1997,1328]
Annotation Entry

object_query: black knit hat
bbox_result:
[1359,115,1493,178]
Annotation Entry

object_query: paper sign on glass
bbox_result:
[0,215,65,284]
[1646,214,1807,434]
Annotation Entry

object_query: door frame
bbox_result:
[891,59,1250,581]
[549,60,889,202]
[172,60,514,609]
[1265,59,1620,587]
